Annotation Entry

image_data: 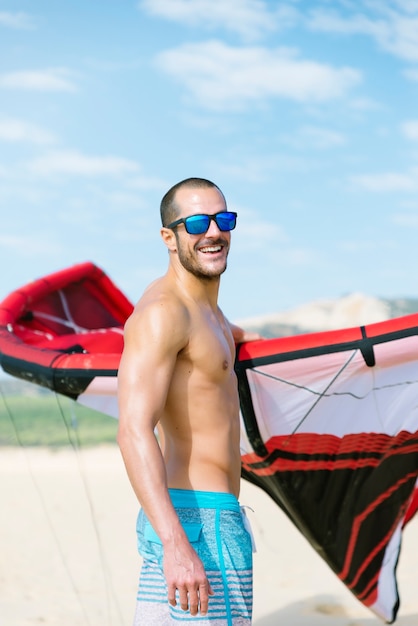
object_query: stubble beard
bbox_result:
[175,234,228,281]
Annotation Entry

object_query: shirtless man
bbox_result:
[117,178,258,625]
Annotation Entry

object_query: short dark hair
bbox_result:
[160,177,225,227]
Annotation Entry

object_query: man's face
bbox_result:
[172,187,232,280]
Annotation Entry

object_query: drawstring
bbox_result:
[241,506,257,553]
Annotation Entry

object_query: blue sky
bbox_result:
[1,0,418,321]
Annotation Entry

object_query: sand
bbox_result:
[0,446,416,626]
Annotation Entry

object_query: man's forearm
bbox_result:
[117,427,185,542]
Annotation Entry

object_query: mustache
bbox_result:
[196,237,229,248]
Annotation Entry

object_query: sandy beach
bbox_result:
[0,445,416,626]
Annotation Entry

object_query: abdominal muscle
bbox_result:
[159,310,242,497]
[159,391,242,498]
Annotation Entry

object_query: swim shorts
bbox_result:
[133,489,253,625]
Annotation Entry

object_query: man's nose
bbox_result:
[205,216,221,236]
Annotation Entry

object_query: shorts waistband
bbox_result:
[168,488,240,512]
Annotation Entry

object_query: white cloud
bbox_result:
[340,238,396,254]
[156,41,361,110]
[348,96,382,111]
[403,67,418,81]
[232,205,288,252]
[139,0,286,41]
[292,125,347,150]
[393,0,418,13]
[0,11,35,29]
[0,117,55,144]
[399,198,418,210]
[308,9,384,39]
[0,164,9,177]
[392,212,418,228]
[401,120,418,140]
[216,157,282,183]
[0,233,62,256]
[307,4,418,63]
[127,174,168,191]
[382,15,418,61]
[0,69,77,92]
[214,152,314,183]
[351,168,418,192]
[28,150,141,177]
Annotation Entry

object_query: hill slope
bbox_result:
[236,293,418,338]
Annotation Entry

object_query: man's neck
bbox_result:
[167,263,221,311]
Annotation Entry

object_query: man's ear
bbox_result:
[160,227,177,252]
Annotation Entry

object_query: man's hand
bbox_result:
[163,542,214,616]
[229,322,263,344]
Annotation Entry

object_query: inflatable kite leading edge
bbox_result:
[0,261,417,623]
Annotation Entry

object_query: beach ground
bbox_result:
[0,446,416,626]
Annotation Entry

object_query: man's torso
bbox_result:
[158,293,241,496]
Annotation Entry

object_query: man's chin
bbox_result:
[189,263,227,280]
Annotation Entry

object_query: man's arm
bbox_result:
[117,296,212,616]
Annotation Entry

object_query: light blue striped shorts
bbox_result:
[134,489,253,625]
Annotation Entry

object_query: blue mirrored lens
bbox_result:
[184,212,236,234]
[185,215,210,234]
[216,212,236,231]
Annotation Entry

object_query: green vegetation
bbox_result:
[0,390,118,448]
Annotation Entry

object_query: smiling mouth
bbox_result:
[199,245,223,253]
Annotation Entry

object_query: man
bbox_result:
[117,178,259,625]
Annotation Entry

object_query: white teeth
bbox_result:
[200,245,222,253]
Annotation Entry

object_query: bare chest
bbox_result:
[179,309,235,383]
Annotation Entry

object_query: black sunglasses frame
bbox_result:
[166,211,237,235]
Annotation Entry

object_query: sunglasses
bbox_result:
[166,211,237,235]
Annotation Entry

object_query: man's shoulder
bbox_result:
[125,279,191,342]
[139,278,189,317]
